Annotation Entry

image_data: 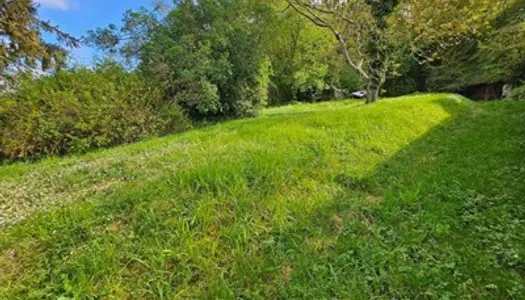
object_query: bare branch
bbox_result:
[285,0,370,79]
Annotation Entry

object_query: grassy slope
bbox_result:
[1,94,525,298]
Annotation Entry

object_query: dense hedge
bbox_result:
[0,65,191,159]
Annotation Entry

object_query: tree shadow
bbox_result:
[4,97,525,298]
[278,98,525,298]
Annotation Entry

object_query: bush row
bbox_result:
[0,65,191,160]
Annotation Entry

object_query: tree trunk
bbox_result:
[366,78,380,104]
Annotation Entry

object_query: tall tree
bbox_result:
[84,5,164,66]
[285,0,512,103]
[390,0,509,63]
[284,0,400,103]
[0,0,79,81]
[265,2,342,103]
[418,0,525,90]
[87,0,274,118]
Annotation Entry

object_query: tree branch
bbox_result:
[285,0,370,80]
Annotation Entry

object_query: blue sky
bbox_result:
[36,0,155,65]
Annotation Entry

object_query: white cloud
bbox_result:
[35,0,70,11]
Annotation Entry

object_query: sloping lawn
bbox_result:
[1,94,525,298]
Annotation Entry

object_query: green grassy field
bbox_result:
[1,94,525,298]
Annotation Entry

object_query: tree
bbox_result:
[150,0,273,117]
[0,0,79,81]
[420,0,525,90]
[284,0,515,103]
[390,0,509,63]
[284,0,400,104]
[84,5,164,66]
[87,0,274,118]
[264,2,339,103]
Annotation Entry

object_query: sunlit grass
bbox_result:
[1,94,525,298]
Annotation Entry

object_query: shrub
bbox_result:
[509,85,525,100]
[0,65,190,159]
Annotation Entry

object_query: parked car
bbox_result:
[351,90,367,99]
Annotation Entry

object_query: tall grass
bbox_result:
[1,94,524,298]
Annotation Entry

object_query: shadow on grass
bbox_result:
[3,97,525,298]
[277,98,525,298]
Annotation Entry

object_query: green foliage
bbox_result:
[338,67,363,92]
[87,1,357,110]
[264,7,339,104]
[84,6,162,65]
[86,0,272,119]
[406,0,524,91]
[0,64,190,159]
[510,85,525,100]
[0,0,79,80]
[2,95,525,298]
[290,0,445,103]
[429,22,525,90]
[383,57,425,96]
[195,79,221,115]
[392,0,510,62]
[137,0,274,118]
[367,0,399,27]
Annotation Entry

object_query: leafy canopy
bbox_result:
[0,0,79,81]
